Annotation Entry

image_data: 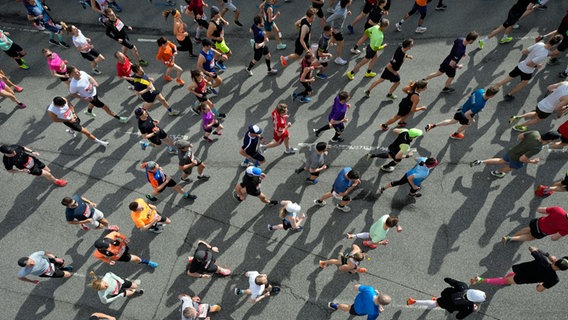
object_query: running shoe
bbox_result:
[232,190,243,202]
[149,225,163,234]
[139,141,149,150]
[234,288,242,295]
[13,86,24,92]
[381,124,388,131]
[470,276,484,285]
[441,87,455,93]
[386,93,397,99]
[284,147,298,154]
[435,4,447,10]
[560,71,568,79]
[139,60,149,67]
[509,116,521,125]
[34,22,46,31]
[512,23,520,29]
[490,170,506,178]
[215,61,227,71]
[197,174,210,180]
[183,192,198,200]
[118,116,128,123]
[245,67,253,76]
[90,68,102,75]
[319,260,326,268]
[65,129,77,138]
[147,261,158,268]
[127,85,135,90]
[163,75,173,81]
[470,160,483,167]
[347,25,354,34]
[99,140,109,148]
[364,71,377,78]
[330,137,344,143]
[49,39,59,46]
[280,56,287,67]
[395,22,402,32]
[276,43,287,50]
[346,71,355,80]
[180,4,188,13]
[54,179,68,187]
[328,302,338,310]
[380,165,395,172]
[312,128,321,137]
[306,178,318,184]
[234,20,243,27]
[501,236,512,245]
[415,26,427,34]
[396,122,407,128]
[208,87,219,96]
[292,92,299,102]
[268,200,279,206]
[378,186,386,194]
[350,47,361,55]
[407,298,417,305]
[136,289,145,295]
[212,131,222,136]
[300,97,312,103]
[180,176,192,183]
[108,225,119,232]
[314,199,326,206]
[425,124,435,132]
[478,39,484,49]
[80,224,90,231]
[499,36,513,44]
[17,102,27,109]
[364,90,371,98]
[167,146,177,154]
[20,64,30,70]
[504,94,515,101]
[176,78,185,86]
[203,136,213,143]
[267,224,274,231]
[512,125,527,132]
[363,240,379,248]
[409,192,422,197]
[146,194,158,202]
[336,204,351,212]
[267,68,278,75]
[316,73,328,79]
[58,41,70,48]
[450,133,465,140]
[168,110,180,116]
[61,265,73,272]
[84,110,96,117]
[335,57,347,65]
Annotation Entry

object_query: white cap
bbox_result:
[285,202,301,213]
[466,289,486,303]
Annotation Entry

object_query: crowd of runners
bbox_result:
[3,0,568,319]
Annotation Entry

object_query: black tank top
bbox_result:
[297,18,311,45]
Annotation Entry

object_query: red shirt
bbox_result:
[557,120,568,138]
[116,56,132,78]
[272,109,288,134]
[188,0,204,16]
[538,207,568,236]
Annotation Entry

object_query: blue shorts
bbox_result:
[503,152,524,169]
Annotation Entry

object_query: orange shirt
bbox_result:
[130,198,157,228]
[156,41,176,66]
[92,231,128,263]
[416,0,428,6]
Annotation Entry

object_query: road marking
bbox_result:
[138,38,157,42]
[297,142,386,151]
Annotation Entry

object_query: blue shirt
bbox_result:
[333,167,352,193]
[65,194,94,222]
[252,24,265,44]
[353,285,380,320]
[460,89,487,116]
[406,157,432,186]
[200,49,215,73]
[328,96,348,121]
[242,133,260,156]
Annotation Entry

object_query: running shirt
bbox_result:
[252,24,265,44]
[72,29,91,53]
[369,214,390,242]
[300,57,313,81]
[507,130,542,162]
[188,0,205,16]
[70,71,96,98]
[389,131,412,154]
[200,49,215,73]
[272,109,288,136]
[297,18,312,46]
[538,83,568,113]
[65,194,94,222]
[538,206,568,236]
[305,144,325,170]
[195,77,207,95]
[138,114,157,135]
[130,198,157,228]
[210,19,224,43]
[145,165,167,188]
[367,5,385,25]
[326,5,348,30]
[98,272,125,304]
[333,167,353,193]
[47,102,73,121]
[247,271,266,300]
[178,146,195,166]
[512,250,559,288]
[263,2,274,25]
[367,26,384,51]
[0,29,13,51]
[443,38,466,66]
[105,17,128,41]
[242,133,260,155]
[353,285,380,320]
[116,56,133,78]
[328,96,348,121]
[406,157,432,186]
[389,45,406,71]
[317,33,330,54]
[17,251,50,277]
[47,53,67,73]
[133,74,155,94]
[202,110,214,129]
[2,145,35,171]
[518,42,548,74]
[460,89,487,116]
[156,41,177,66]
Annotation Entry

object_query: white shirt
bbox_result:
[518,42,549,74]
[247,271,265,300]
[47,102,73,120]
[538,83,568,113]
[72,30,91,53]
[69,71,96,98]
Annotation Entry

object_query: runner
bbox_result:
[510,81,568,132]
[183,0,209,43]
[140,161,198,202]
[0,29,29,69]
[394,0,430,34]
[103,8,148,67]
[207,6,231,69]
[245,15,278,76]
[537,7,568,65]
[423,32,479,93]
[325,0,352,65]
[491,35,562,101]
[216,0,242,27]
[346,0,381,34]
[61,194,118,231]
[346,214,402,248]
[188,69,219,115]
[380,80,427,131]
[178,293,221,319]
[174,139,210,182]
[367,128,423,172]
[239,124,266,167]
[186,240,232,278]
[89,0,123,24]
[501,206,568,244]
[263,103,297,154]
[0,70,24,93]
[470,246,568,292]
[114,51,135,89]
[17,250,73,284]
[0,76,26,109]
[22,0,69,48]
[268,201,305,232]
[92,231,158,268]
[350,0,388,56]
[261,0,286,50]
[134,108,177,153]
[131,64,180,116]
[470,131,560,178]
[197,39,226,92]
[296,141,328,184]
[88,271,143,304]
[365,38,413,99]
[314,166,361,212]
[1,144,67,187]
[345,19,389,81]
[234,271,273,303]
[292,52,318,103]
[163,9,197,58]
[201,102,224,142]
[42,48,70,87]
[407,277,485,319]
[233,166,279,205]
[319,244,367,273]
[280,8,317,67]
[424,87,499,140]
[155,37,185,85]
[478,0,540,47]
[313,91,351,143]
[129,197,172,234]
[314,25,333,78]
[66,25,104,75]
[328,284,391,319]
[67,66,128,122]
[379,157,437,197]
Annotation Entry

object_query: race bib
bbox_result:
[114,19,124,31]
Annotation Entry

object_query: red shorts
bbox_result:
[273,130,289,144]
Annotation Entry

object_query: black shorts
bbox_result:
[157,178,177,193]
[380,68,400,83]
[365,45,377,59]
[196,93,209,102]
[142,91,160,103]
[508,66,533,81]
[120,35,135,50]
[332,31,344,42]
[313,5,324,18]
[439,62,456,78]
[80,49,101,62]
[90,95,106,108]
[56,71,69,82]
[362,1,374,14]
[116,246,132,262]
[397,101,412,117]
[301,81,312,94]
[529,218,548,239]
[535,106,551,119]
[349,304,362,316]
[38,258,65,278]
[253,46,269,61]
[562,172,568,186]
[282,218,292,230]
[391,174,410,187]
[148,129,168,145]
[203,121,219,133]
[294,39,305,56]
[63,118,83,132]
[558,36,568,52]
[453,112,469,125]
[4,43,24,57]
[28,157,46,176]
[503,9,523,28]
[308,169,321,177]
[240,181,261,196]
[186,260,218,274]
[247,152,265,162]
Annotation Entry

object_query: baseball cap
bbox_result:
[249,124,263,134]
[0,145,15,154]
[466,289,486,303]
[17,257,29,267]
[175,140,191,149]
[94,238,111,249]
[408,128,423,138]
[134,107,144,118]
[555,256,568,270]
[285,202,301,213]
[194,250,209,262]
[246,166,262,176]
[541,131,561,141]
[425,158,438,168]
[210,6,220,16]
[146,161,157,170]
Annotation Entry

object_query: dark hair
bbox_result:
[201,38,213,47]
[323,25,332,32]
[347,170,360,180]
[340,0,351,7]
[157,37,167,46]
[253,15,262,25]
[419,158,437,166]
[128,201,140,211]
[18,257,29,267]
[485,87,499,97]
[131,64,142,74]
[0,145,14,154]
[162,9,179,21]
[53,96,66,106]
[385,215,399,228]
[549,34,563,46]
[190,69,202,81]
[541,131,561,141]
[338,90,350,101]
[66,65,78,75]
[61,197,73,206]
[316,142,327,152]
[402,38,414,48]
[466,31,479,42]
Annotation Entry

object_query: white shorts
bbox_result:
[332,191,343,199]
[84,208,104,229]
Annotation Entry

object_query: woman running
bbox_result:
[319,244,367,274]
[131,64,179,116]
[103,8,148,67]
[0,70,23,93]
[201,103,223,142]
[380,80,428,130]
[0,77,26,109]
[42,48,70,86]
[66,24,105,75]
[0,29,29,70]
[292,51,317,103]
[88,271,144,304]
[267,201,305,232]
[155,37,184,85]
[207,6,231,70]
[163,9,196,57]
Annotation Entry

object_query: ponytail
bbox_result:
[88,271,105,291]
[278,207,287,218]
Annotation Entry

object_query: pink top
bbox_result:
[202,110,214,129]
[47,53,67,74]
[0,80,5,91]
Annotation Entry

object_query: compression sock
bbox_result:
[414,300,437,308]
[167,107,173,112]
[248,61,255,70]
[15,58,24,66]
[483,277,508,285]
[265,59,271,70]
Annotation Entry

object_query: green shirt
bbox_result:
[366,26,384,51]
[369,214,390,243]
[508,130,542,162]
[0,30,13,51]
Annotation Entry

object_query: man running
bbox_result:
[186,240,231,278]
[314,167,361,212]
[501,206,568,244]
[328,284,392,319]
[61,194,118,232]
[129,197,171,234]
[478,0,540,47]
[240,124,266,167]
[346,19,389,81]
[1,144,67,187]
[174,139,210,182]
[140,161,197,202]
[17,250,73,284]
[367,128,423,172]
[233,166,279,205]
[280,8,317,67]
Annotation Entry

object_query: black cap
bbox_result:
[194,250,208,261]
[541,131,561,141]
[18,257,29,267]
[94,238,111,249]
[0,145,15,154]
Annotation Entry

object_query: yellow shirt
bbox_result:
[130,198,156,228]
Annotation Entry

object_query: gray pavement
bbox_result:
[1,0,568,319]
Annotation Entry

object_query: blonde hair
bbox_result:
[88,271,105,291]
[278,207,287,218]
